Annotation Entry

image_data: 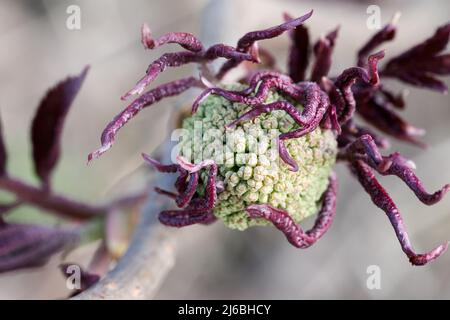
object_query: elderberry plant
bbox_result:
[90,10,450,266]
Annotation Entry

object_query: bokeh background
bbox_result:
[0,0,449,299]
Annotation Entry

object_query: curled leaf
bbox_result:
[217,10,313,79]
[89,76,198,162]
[122,45,255,100]
[141,22,204,52]
[31,66,89,187]
[236,10,314,51]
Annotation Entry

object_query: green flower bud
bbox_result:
[179,85,337,230]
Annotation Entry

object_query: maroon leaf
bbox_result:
[0,223,79,273]
[393,23,450,59]
[356,94,426,147]
[216,10,313,80]
[379,86,406,109]
[121,45,255,100]
[394,71,448,93]
[310,27,339,83]
[357,23,396,67]
[140,22,204,52]
[88,76,198,162]
[0,115,7,176]
[236,10,313,51]
[31,66,89,188]
[381,23,450,92]
[284,12,310,82]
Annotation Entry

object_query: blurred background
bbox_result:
[0,0,449,299]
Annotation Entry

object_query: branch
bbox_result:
[72,146,177,300]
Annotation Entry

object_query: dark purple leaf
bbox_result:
[121,46,255,100]
[31,66,89,187]
[0,223,79,273]
[379,86,406,109]
[88,77,198,162]
[392,23,450,59]
[216,10,313,80]
[357,23,396,67]
[245,173,337,248]
[381,23,450,92]
[140,22,204,52]
[350,159,448,266]
[395,71,448,93]
[310,26,339,82]
[284,12,310,82]
[236,10,313,51]
[356,94,426,147]
[411,54,450,74]
[330,51,384,126]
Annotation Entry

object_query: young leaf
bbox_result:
[31,66,89,188]
[0,222,79,273]
[357,23,396,67]
[310,27,339,82]
[356,93,426,147]
[284,12,310,82]
[381,23,450,92]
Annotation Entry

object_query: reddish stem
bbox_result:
[0,176,108,220]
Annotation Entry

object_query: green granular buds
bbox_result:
[179,85,337,230]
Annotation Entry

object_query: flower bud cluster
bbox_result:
[179,86,337,230]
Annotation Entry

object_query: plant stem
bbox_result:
[0,176,107,220]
